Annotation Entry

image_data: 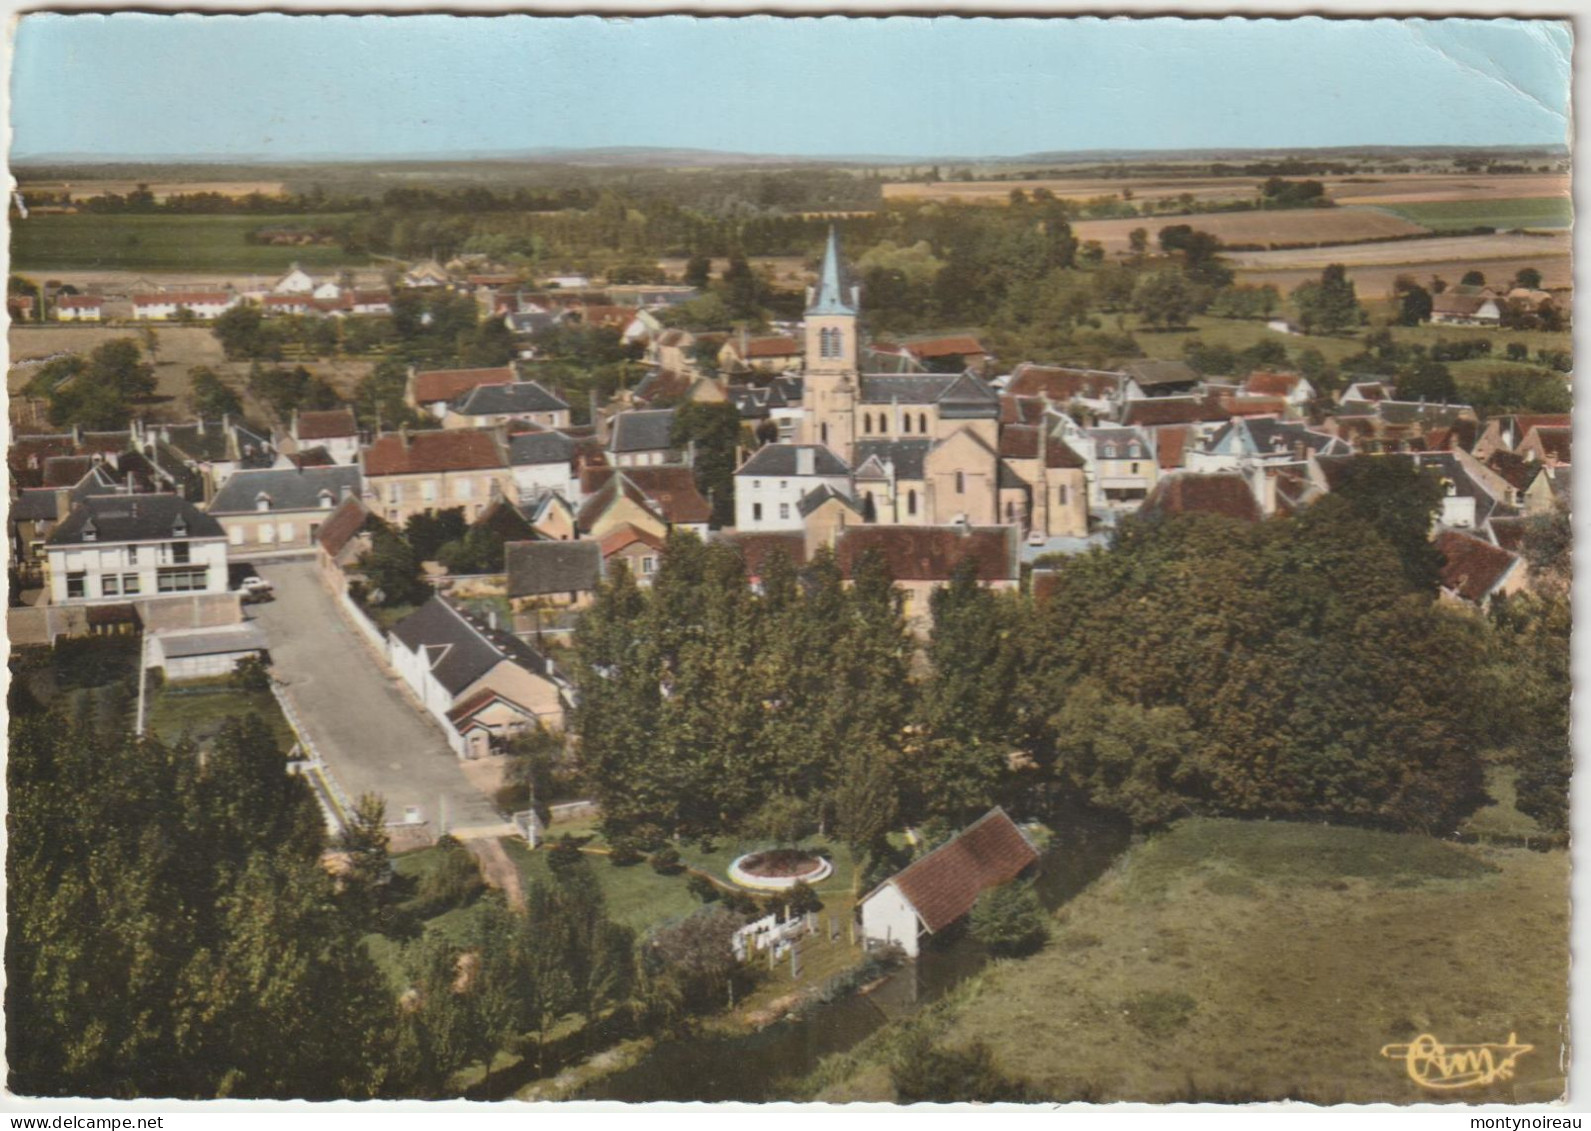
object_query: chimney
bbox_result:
[130,500,139,520]
[291,409,300,442]
[399,425,411,451]
[53,488,72,523]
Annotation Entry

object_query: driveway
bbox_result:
[248,560,503,834]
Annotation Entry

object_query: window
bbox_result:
[279,523,296,543]
[641,556,656,575]
[387,509,399,522]
[919,413,928,434]
[1057,485,1068,506]
[1130,462,1140,475]
[456,478,473,499]
[66,572,85,599]
[230,526,245,546]
[1102,443,1115,458]
[1006,501,1015,521]
[310,524,321,543]
[121,574,140,596]
[753,503,763,522]
[102,575,121,597]
[170,541,191,564]
[388,484,401,505]
[907,489,917,516]
[157,567,209,593]
[862,413,872,434]
[126,546,138,565]
[256,496,271,512]
[422,480,438,502]
[779,503,790,520]
[259,524,276,544]
[820,423,829,444]
[956,471,965,495]
[752,480,763,490]
[902,414,911,434]
[779,480,788,490]
[319,494,334,509]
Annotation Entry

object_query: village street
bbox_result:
[249,559,505,835]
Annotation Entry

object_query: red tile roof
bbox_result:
[599,522,666,557]
[1220,395,1288,419]
[1489,517,1528,554]
[1244,371,1305,398]
[998,394,1046,426]
[742,335,802,359]
[582,466,712,525]
[412,366,515,405]
[1120,395,1232,428]
[835,525,1018,584]
[1154,425,1192,470]
[363,429,505,476]
[1436,530,1518,603]
[1143,472,1261,523]
[132,291,231,306]
[1523,425,1571,464]
[296,408,357,440]
[56,294,102,309]
[1047,437,1088,470]
[1007,364,1121,402]
[880,808,1038,934]
[316,495,370,556]
[719,531,808,579]
[998,425,1040,460]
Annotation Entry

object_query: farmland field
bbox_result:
[1072,207,1428,253]
[813,819,1568,1104]
[1329,173,1569,205]
[1224,230,1570,272]
[11,213,364,272]
[19,179,288,202]
[1372,197,1572,232]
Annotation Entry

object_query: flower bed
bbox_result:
[727,849,833,892]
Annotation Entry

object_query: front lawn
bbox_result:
[145,679,297,753]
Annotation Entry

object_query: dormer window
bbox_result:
[319,491,335,509]
[82,520,97,543]
[1102,443,1115,458]
[173,517,188,538]
[256,493,272,512]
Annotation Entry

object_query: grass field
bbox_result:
[11,213,362,272]
[813,818,1568,1104]
[1074,207,1428,254]
[1374,198,1572,232]
[19,179,289,202]
[145,681,298,753]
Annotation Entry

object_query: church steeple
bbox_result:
[807,226,858,316]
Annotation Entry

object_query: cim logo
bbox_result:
[1380,1033,1535,1091]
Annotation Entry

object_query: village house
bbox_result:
[9,466,122,587]
[388,595,567,759]
[272,264,316,295]
[278,408,360,465]
[406,364,519,420]
[1140,471,1263,523]
[827,523,1021,633]
[55,293,104,322]
[1243,370,1317,416]
[404,259,451,288]
[527,492,580,541]
[1121,358,1202,398]
[206,465,363,558]
[505,539,604,610]
[1472,413,1570,460]
[1517,424,1571,468]
[45,494,229,606]
[146,624,270,682]
[131,291,237,321]
[1434,529,1525,608]
[443,381,571,431]
[897,333,994,376]
[718,333,804,375]
[1082,426,1159,511]
[508,428,581,507]
[734,444,852,532]
[859,808,1039,958]
[579,465,713,538]
[608,408,681,468]
[1431,290,1502,326]
[996,419,1090,539]
[598,523,668,583]
[314,494,374,585]
[361,428,512,525]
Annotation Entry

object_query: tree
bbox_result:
[437,525,505,576]
[404,508,468,562]
[358,527,430,607]
[1127,227,1149,257]
[1513,267,1543,290]
[1396,356,1458,404]
[1133,271,1195,329]
[189,366,244,418]
[1392,276,1433,326]
[1319,457,1444,592]
[1290,264,1363,335]
[683,252,713,290]
[670,399,744,528]
[720,255,763,322]
[1461,270,1486,287]
[214,303,271,360]
[970,881,1050,957]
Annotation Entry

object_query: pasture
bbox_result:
[11,213,363,272]
[814,819,1568,1104]
[19,179,289,202]
[1373,197,1572,232]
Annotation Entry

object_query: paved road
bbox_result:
[249,560,503,833]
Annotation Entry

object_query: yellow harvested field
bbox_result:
[1224,230,1570,272]
[1073,207,1427,253]
[1328,172,1569,205]
[19,180,288,202]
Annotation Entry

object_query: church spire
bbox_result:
[807,226,858,316]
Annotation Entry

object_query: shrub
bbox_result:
[686,872,720,903]
[230,654,272,692]
[890,1031,1031,1103]
[650,846,683,875]
[608,836,644,867]
[783,880,823,916]
[969,881,1050,957]
[546,835,584,873]
[416,841,485,913]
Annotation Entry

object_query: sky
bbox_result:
[8,14,1574,162]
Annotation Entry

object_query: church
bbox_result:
[793,230,1087,538]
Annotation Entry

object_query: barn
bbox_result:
[859,807,1040,957]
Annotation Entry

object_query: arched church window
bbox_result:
[902,414,911,434]
[907,489,917,516]
[919,413,928,434]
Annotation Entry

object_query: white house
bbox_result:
[56,294,104,322]
[509,429,580,506]
[206,465,363,558]
[273,265,316,295]
[132,291,237,321]
[734,444,852,532]
[45,495,229,605]
[859,808,1039,958]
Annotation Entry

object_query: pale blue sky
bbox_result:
[10,15,1573,161]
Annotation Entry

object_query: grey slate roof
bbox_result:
[858,375,956,405]
[11,467,119,522]
[736,444,850,478]
[156,624,269,659]
[506,540,603,598]
[853,439,933,481]
[1122,358,1201,389]
[506,310,565,335]
[509,429,577,467]
[609,409,677,454]
[208,465,363,515]
[390,595,551,696]
[49,494,223,546]
[797,483,864,518]
[452,380,569,417]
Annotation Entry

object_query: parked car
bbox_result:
[238,576,274,603]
